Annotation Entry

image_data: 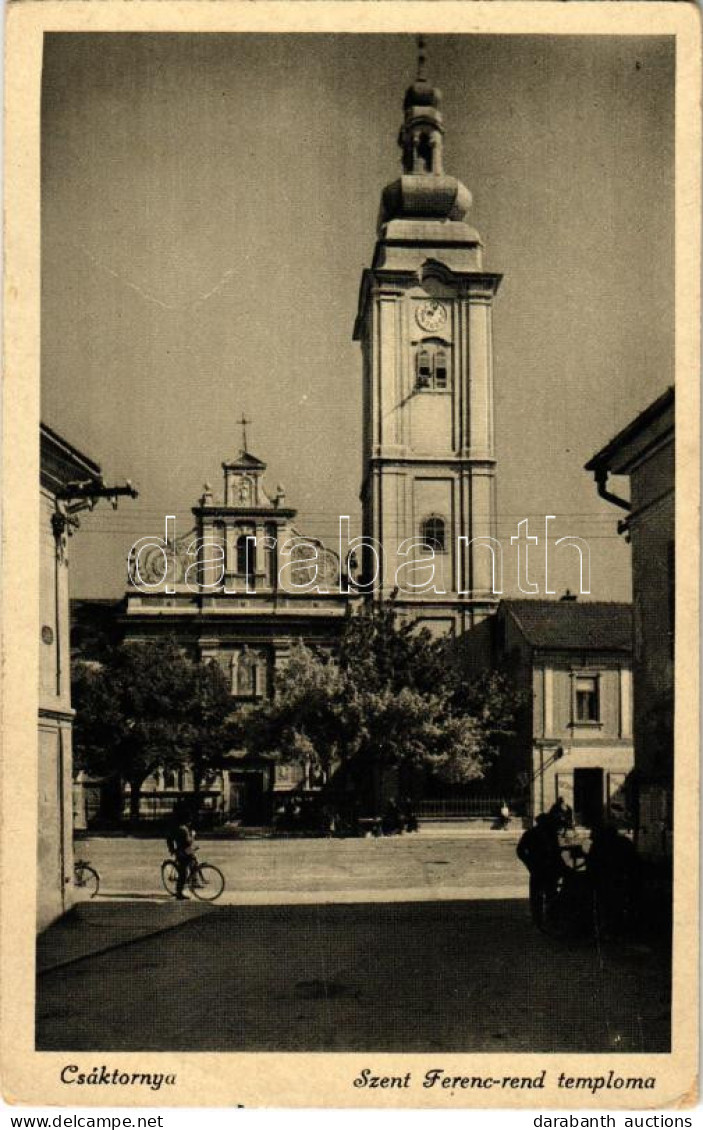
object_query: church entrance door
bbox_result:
[227,769,268,825]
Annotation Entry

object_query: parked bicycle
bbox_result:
[161,853,225,902]
[73,858,100,899]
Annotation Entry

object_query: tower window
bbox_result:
[421,515,447,553]
[416,133,433,173]
[415,341,451,391]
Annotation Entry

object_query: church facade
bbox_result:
[76,48,505,826]
[120,444,352,824]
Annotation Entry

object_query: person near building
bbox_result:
[400,796,418,833]
[382,797,403,835]
[586,822,640,937]
[516,813,568,927]
[548,795,574,836]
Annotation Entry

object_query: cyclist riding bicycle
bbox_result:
[166,814,197,900]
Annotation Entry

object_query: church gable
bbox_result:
[127,430,343,598]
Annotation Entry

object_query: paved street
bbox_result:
[73,831,526,903]
[36,835,670,1054]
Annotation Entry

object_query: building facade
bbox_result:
[456,599,635,826]
[355,44,501,638]
[121,444,352,824]
[586,388,674,859]
[39,424,135,929]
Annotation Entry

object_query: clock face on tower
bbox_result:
[416,299,448,333]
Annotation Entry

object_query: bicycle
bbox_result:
[536,847,594,939]
[73,858,100,899]
[161,852,225,902]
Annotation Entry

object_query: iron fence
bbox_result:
[125,790,224,825]
[416,796,525,819]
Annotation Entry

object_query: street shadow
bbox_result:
[95,891,173,901]
[36,897,671,1054]
[36,898,215,975]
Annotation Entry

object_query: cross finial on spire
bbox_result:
[239,414,251,452]
[417,34,427,81]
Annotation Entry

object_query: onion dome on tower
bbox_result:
[379,36,473,230]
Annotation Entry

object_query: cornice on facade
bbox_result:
[193,506,298,520]
[40,422,103,496]
[585,386,674,478]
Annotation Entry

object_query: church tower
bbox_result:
[354,40,502,636]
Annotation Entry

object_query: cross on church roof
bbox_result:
[224,414,265,470]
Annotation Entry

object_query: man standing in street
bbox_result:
[516,813,567,927]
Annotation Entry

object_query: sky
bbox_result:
[40,32,675,601]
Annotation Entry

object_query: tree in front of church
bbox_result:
[244,643,352,784]
[246,599,520,806]
[72,639,235,820]
[184,659,242,803]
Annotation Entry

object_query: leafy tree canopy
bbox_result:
[72,639,236,816]
[246,600,521,787]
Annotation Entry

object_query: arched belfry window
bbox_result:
[415,340,451,391]
[237,531,256,581]
[421,515,447,553]
[416,133,433,173]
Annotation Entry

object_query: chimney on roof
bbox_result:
[560,589,578,602]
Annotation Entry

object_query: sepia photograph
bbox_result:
[1,0,699,1111]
